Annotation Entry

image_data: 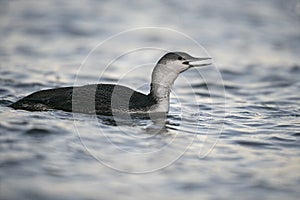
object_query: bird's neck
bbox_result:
[149,64,180,112]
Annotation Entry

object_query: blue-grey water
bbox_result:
[1,0,300,200]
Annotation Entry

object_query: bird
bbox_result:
[10,52,211,116]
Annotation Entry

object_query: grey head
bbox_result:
[149,52,211,113]
[156,51,211,73]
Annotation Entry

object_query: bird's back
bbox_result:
[10,84,157,115]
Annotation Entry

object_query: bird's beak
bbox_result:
[184,57,212,67]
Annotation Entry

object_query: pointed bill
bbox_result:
[188,57,212,67]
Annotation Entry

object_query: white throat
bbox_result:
[149,63,182,112]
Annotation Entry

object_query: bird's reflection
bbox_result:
[96,112,169,135]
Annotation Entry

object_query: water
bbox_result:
[1,0,300,199]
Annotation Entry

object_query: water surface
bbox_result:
[1,0,300,200]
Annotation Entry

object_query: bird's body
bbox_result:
[10,84,157,115]
[10,52,211,116]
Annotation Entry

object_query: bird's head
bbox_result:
[157,52,211,73]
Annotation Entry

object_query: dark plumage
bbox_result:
[10,84,157,115]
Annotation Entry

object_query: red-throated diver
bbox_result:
[10,52,211,115]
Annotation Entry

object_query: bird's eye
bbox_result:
[178,56,183,60]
